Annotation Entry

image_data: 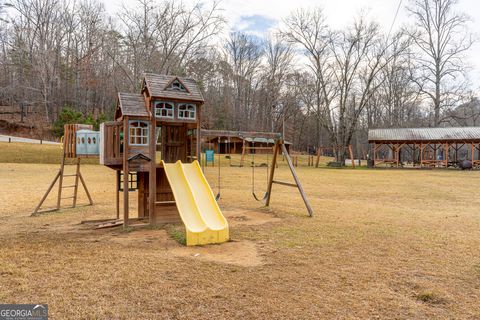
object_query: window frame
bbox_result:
[177,103,197,120]
[154,101,174,119]
[128,120,149,146]
[168,80,187,92]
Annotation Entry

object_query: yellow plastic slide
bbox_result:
[161,160,229,246]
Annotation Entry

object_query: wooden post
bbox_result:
[196,105,202,160]
[315,148,321,168]
[72,157,81,207]
[149,116,156,225]
[420,143,424,166]
[348,145,355,168]
[116,170,120,220]
[240,139,246,167]
[56,143,66,210]
[123,116,129,228]
[281,143,314,217]
[78,172,93,205]
[395,144,399,167]
[445,142,449,168]
[412,144,416,167]
[265,141,280,207]
[32,171,61,215]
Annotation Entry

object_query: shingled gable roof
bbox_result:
[117,92,149,118]
[142,73,204,103]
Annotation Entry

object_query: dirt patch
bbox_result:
[168,240,263,267]
[222,208,281,226]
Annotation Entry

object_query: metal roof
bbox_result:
[368,127,480,142]
[143,73,204,103]
[117,92,149,118]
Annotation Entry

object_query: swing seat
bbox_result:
[252,191,268,202]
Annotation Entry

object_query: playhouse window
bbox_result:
[154,101,174,119]
[167,80,187,92]
[178,104,196,120]
[129,121,149,146]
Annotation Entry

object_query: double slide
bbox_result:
[162,160,229,246]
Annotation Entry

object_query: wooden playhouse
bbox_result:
[99,74,204,226]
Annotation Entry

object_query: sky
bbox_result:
[105,0,480,88]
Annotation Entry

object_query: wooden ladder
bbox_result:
[32,153,93,215]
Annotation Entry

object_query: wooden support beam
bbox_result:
[116,170,120,220]
[240,139,246,167]
[420,143,424,166]
[265,141,279,207]
[123,116,129,228]
[201,129,281,140]
[56,149,66,210]
[445,142,449,167]
[348,145,355,168]
[280,143,314,217]
[32,171,61,215]
[78,172,93,205]
[72,158,81,207]
[243,146,273,150]
[272,180,298,187]
[149,115,156,225]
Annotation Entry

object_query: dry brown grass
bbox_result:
[0,143,480,319]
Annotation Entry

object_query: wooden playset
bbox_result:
[33,73,313,245]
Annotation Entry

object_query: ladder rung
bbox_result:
[63,174,78,177]
[155,201,176,205]
[62,185,76,188]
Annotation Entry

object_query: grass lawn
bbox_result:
[0,142,479,318]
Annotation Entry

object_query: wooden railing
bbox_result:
[100,121,123,166]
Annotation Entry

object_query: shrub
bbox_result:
[53,106,109,137]
[52,106,83,137]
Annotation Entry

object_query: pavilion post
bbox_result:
[420,143,424,167]
[445,142,449,168]
[395,144,399,167]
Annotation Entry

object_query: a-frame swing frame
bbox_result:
[265,139,313,217]
[201,130,314,217]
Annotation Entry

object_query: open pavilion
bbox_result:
[368,127,480,168]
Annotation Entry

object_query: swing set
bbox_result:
[201,130,314,217]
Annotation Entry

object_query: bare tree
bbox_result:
[224,32,263,130]
[407,0,474,126]
[259,34,293,132]
[281,8,333,147]
[283,9,408,162]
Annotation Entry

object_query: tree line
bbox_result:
[0,0,477,162]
